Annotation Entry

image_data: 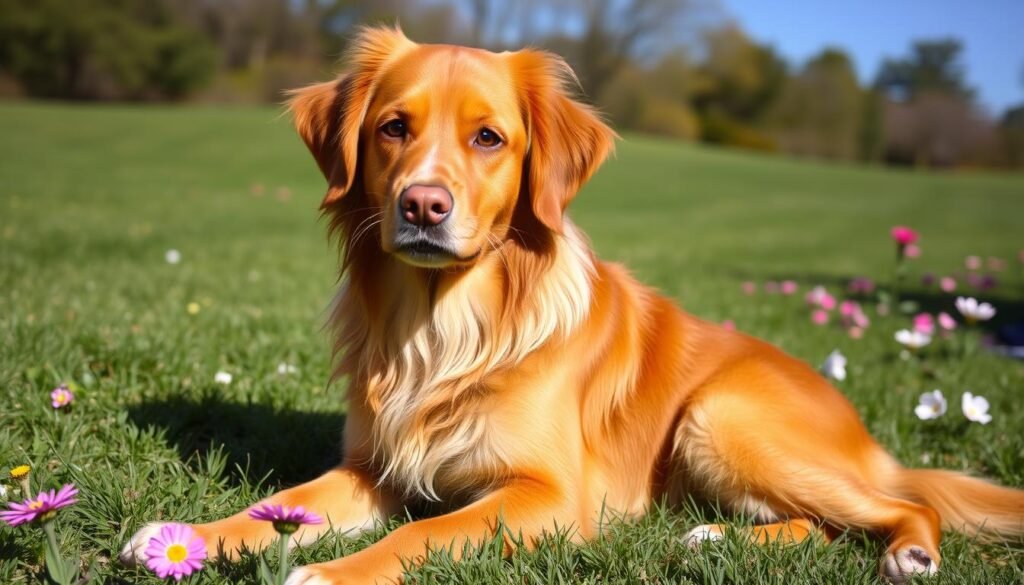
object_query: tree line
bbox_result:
[1,0,1021,168]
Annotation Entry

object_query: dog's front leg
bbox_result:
[120,465,398,565]
[286,477,574,585]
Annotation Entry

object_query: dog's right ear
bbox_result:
[288,26,414,208]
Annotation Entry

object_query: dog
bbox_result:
[120,27,1024,584]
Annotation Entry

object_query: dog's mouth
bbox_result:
[393,236,481,268]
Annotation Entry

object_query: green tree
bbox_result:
[874,38,972,100]
[0,0,216,100]
[768,48,863,160]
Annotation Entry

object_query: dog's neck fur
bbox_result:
[328,218,595,499]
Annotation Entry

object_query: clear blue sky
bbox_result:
[724,0,1024,116]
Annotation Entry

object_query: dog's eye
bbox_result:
[381,120,407,139]
[474,128,502,149]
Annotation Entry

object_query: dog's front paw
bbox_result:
[118,522,172,567]
[285,565,337,585]
[682,524,724,548]
[881,545,939,583]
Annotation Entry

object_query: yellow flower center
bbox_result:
[28,500,44,510]
[55,393,68,405]
[166,543,188,563]
[10,465,30,479]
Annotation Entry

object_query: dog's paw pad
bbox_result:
[881,545,939,583]
[285,566,334,585]
[118,522,171,567]
[682,524,724,548]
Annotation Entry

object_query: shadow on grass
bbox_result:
[129,395,345,488]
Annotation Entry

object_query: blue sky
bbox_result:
[724,0,1024,116]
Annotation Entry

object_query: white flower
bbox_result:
[214,371,233,385]
[276,362,298,375]
[914,390,947,420]
[894,329,931,350]
[961,391,992,424]
[819,349,847,381]
[0,483,6,499]
[165,249,181,265]
[955,297,996,324]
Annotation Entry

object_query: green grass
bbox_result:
[1,101,1023,584]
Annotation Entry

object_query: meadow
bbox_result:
[1,101,1023,584]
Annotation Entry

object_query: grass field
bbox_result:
[1,101,1024,584]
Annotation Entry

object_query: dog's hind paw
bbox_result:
[118,522,172,567]
[881,545,939,583]
[682,524,724,548]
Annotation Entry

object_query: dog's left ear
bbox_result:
[511,50,617,233]
[288,26,414,208]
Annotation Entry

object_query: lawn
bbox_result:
[1,101,1023,584]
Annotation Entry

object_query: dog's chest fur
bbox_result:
[343,226,595,501]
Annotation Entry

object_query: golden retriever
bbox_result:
[121,27,1024,584]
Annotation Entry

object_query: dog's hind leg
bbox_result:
[678,389,942,583]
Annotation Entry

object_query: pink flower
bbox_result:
[965,255,982,270]
[741,281,756,295]
[940,277,957,293]
[1,484,78,526]
[848,326,864,339]
[819,293,837,311]
[937,312,957,331]
[248,503,323,535]
[811,310,829,325]
[852,310,870,329]
[780,280,798,295]
[764,281,780,294]
[904,244,921,258]
[144,523,206,581]
[876,303,890,316]
[987,257,1006,272]
[913,313,935,336]
[847,277,875,295]
[839,300,859,317]
[1019,250,1024,264]
[721,319,736,331]
[891,226,918,245]
[50,384,74,409]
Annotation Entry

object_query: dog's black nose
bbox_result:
[400,185,452,227]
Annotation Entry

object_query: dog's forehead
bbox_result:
[372,45,520,117]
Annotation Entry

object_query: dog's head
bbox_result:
[290,27,615,269]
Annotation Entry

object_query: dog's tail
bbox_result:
[885,467,1024,540]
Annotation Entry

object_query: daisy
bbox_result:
[961,392,992,424]
[895,329,931,350]
[955,297,996,324]
[915,390,947,420]
[214,371,232,385]
[144,523,207,581]
[276,362,299,375]
[51,384,74,409]
[819,350,847,382]
[165,249,181,265]
[0,484,78,526]
[248,503,323,535]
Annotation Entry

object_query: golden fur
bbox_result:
[121,27,1024,584]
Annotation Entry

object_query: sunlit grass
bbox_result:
[1,102,1023,583]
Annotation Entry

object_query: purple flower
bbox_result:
[144,523,206,581]
[51,384,74,409]
[0,484,78,526]
[248,503,322,535]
